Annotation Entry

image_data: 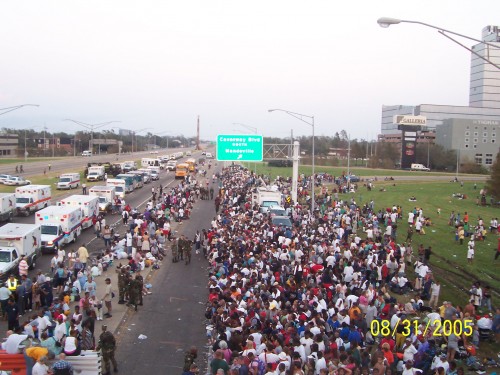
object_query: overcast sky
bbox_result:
[0,1,498,141]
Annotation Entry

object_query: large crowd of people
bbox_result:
[196,165,499,375]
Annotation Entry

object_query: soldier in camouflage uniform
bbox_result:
[117,267,128,304]
[127,275,141,311]
[171,237,179,263]
[183,346,198,372]
[96,325,117,375]
[178,236,186,261]
[135,271,144,306]
[183,238,192,265]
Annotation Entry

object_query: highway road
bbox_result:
[0,147,191,178]
[113,165,220,374]
[0,151,208,309]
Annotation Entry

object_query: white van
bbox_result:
[82,150,92,157]
[410,163,430,172]
[57,173,81,190]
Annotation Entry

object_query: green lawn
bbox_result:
[247,163,498,308]
[0,157,62,165]
[241,162,487,179]
[0,172,105,200]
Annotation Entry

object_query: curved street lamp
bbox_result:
[268,109,315,214]
[0,104,39,116]
[65,119,121,156]
[377,17,500,69]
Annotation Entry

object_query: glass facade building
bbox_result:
[380,26,500,167]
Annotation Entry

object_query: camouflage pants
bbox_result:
[102,349,117,373]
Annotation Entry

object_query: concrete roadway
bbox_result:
[0,153,205,334]
[112,170,220,374]
[0,148,187,178]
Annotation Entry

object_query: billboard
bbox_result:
[394,115,427,126]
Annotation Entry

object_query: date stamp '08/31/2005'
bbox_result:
[370,319,473,338]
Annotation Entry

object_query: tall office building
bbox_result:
[380,26,500,167]
[469,26,500,109]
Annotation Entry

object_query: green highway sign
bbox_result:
[216,134,263,161]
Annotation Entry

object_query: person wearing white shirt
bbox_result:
[325,253,336,268]
[402,361,422,375]
[402,338,418,362]
[346,294,359,309]
[314,352,327,375]
[300,333,314,356]
[258,349,279,367]
[431,354,449,372]
[343,264,354,283]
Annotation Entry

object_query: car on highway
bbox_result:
[4,176,31,186]
[149,150,159,154]
[268,205,287,217]
[0,174,12,184]
[149,170,159,180]
[271,215,293,228]
[165,160,177,171]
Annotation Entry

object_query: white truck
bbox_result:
[165,160,177,171]
[410,163,430,172]
[15,185,51,216]
[137,168,153,183]
[252,187,282,213]
[106,179,127,199]
[121,161,137,172]
[86,166,105,181]
[141,158,161,169]
[89,186,116,214]
[58,195,99,230]
[0,193,16,222]
[0,224,42,280]
[145,166,159,180]
[35,206,83,252]
[57,173,81,190]
[170,152,183,160]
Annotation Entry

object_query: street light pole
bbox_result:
[65,119,121,156]
[377,17,500,70]
[268,109,315,214]
[347,134,351,176]
[0,104,39,116]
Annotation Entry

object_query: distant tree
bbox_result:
[486,153,500,200]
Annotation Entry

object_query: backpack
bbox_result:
[251,358,266,375]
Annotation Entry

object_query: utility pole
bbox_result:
[196,115,201,150]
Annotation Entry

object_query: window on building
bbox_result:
[465,144,469,148]
[475,126,478,130]
[474,138,478,143]
[483,139,488,143]
[474,132,478,136]
[484,127,488,130]
[466,126,470,130]
[475,154,483,164]
[483,132,488,137]
[486,154,493,165]
[473,144,477,149]
[465,131,470,136]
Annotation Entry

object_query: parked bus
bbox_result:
[186,158,196,172]
[175,163,189,179]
